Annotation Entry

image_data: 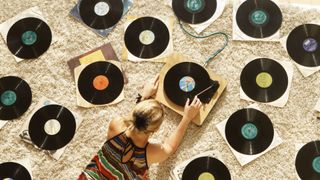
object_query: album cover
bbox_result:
[216,104,283,166]
[123,16,174,62]
[239,57,293,107]
[0,6,56,62]
[280,22,320,77]
[232,0,282,42]
[67,43,127,84]
[166,0,226,34]
[0,159,32,179]
[19,96,83,160]
[70,0,133,37]
[74,60,125,108]
[170,151,229,180]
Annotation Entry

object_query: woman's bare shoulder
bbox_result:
[107,119,127,139]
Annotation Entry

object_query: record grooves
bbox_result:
[295,141,320,180]
[0,162,31,180]
[172,0,217,24]
[28,105,76,150]
[78,61,124,105]
[240,58,288,103]
[79,0,124,30]
[225,108,274,155]
[164,62,219,107]
[0,76,32,120]
[182,156,231,180]
[7,17,52,59]
[286,24,320,67]
[124,16,170,59]
[236,0,282,38]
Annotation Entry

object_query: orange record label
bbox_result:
[93,75,109,90]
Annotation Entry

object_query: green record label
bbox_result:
[185,0,205,13]
[241,123,258,140]
[312,156,320,173]
[1,90,17,106]
[198,172,215,180]
[256,72,273,88]
[21,31,37,46]
[250,9,268,26]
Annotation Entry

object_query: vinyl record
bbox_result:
[7,17,52,59]
[172,0,217,24]
[0,162,31,180]
[79,0,123,29]
[295,141,320,180]
[124,16,170,59]
[240,58,288,103]
[78,61,124,105]
[0,76,32,120]
[182,156,231,180]
[225,108,274,155]
[236,0,282,38]
[164,62,219,107]
[28,104,76,150]
[286,24,320,67]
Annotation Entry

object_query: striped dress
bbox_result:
[78,131,148,180]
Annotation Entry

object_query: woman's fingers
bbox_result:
[154,79,159,89]
[185,98,190,108]
[153,74,160,85]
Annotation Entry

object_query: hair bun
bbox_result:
[134,114,148,131]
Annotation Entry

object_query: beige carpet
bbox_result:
[0,0,320,179]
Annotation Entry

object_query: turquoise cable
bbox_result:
[178,20,229,67]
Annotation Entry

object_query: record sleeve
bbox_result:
[216,104,283,166]
[19,97,83,160]
[232,0,282,41]
[123,16,174,62]
[70,0,133,37]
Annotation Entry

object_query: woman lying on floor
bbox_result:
[78,74,202,180]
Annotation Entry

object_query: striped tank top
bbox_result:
[78,131,149,180]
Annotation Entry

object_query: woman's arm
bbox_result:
[147,97,202,164]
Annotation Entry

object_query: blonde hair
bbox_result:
[122,99,164,134]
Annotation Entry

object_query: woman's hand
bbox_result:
[141,74,160,100]
[183,96,202,122]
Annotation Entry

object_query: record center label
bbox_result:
[241,123,258,140]
[93,75,109,91]
[256,72,273,88]
[198,172,215,180]
[179,76,196,92]
[94,2,110,16]
[139,30,155,45]
[312,156,320,173]
[184,0,205,13]
[250,9,268,26]
[1,90,16,106]
[44,119,61,135]
[21,31,37,46]
[303,38,318,52]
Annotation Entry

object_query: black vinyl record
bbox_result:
[78,61,124,105]
[124,16,170,59]
[295,141,320,180]
[225,108,274,155]
[240,58,288,103]
[172,0,217,24]
[79,0,124,29]
[164,62,219,107]
[7,17,52,59]
[0,162,31,180]
[0,76,32,120]
[182,156,231,180]
[236,0,282,38]
[28,104,76,150]
[286,24,320,67]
